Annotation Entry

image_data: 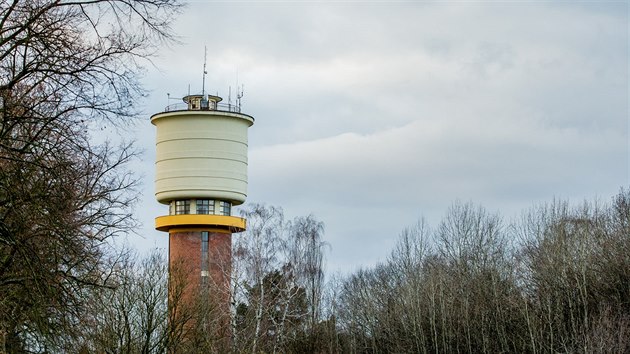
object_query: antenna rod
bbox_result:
[237,84,244,110]
[202,46,208,96]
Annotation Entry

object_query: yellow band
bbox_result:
[155,214,246,233]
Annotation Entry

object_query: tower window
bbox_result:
[174,200,190,215]
[196,199,214,214]
[201,231,209,284]
[219,201,231,216]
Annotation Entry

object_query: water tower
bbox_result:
[151,89,254,332]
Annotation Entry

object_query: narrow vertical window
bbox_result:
[201,231,209,285]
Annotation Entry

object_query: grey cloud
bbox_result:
[134,2,628,272]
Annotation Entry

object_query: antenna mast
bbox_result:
[237,84,244,111]
[235,70,244,111]
[202,46,208,96]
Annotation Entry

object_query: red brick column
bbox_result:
[169,231,232,299]
[207,232,232,303]
[168,230,232,345]
[169,231,202,282]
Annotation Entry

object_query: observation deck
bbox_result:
[163,94,243,114]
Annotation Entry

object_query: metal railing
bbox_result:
[164,102,242,113]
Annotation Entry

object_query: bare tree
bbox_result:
[337,203,525,353]
[285,214,326,351]
[515,193,630,353]
[0,0,181,351]
[67,250,226,354]
[232,204,328,353]
[233,204,286,353]
[72,250,170,354]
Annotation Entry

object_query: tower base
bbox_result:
[168,229,232,348]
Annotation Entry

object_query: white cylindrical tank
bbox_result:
[151,95,254,205]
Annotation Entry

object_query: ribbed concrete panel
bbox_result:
[151,110,254,205]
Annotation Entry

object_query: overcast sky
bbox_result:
[127,1,628,274]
